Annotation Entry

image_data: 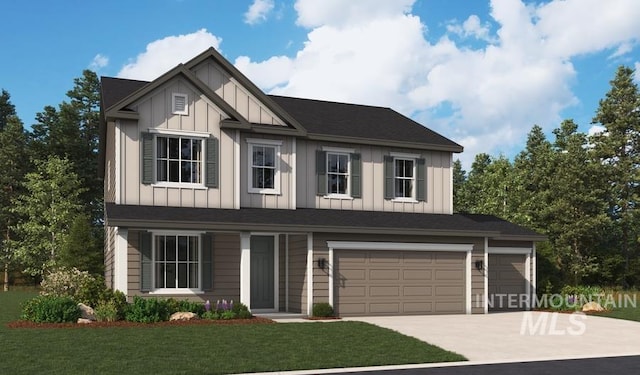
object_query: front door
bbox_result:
[250,236,275,309]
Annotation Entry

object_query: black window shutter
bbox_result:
[201,233,214,291]
[416,158,426,202]
[316,150,327,196]
[140,231,153,292]
[384,155,394,199]
[205,137,219,188]
[142,133,154,184]
[350,153,361,198]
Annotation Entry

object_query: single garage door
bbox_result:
[488,254,527,311]
[334,250,466,316]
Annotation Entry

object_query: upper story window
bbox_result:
[172,93,188,115]
[141,130,219,188]
[384,153,426,202]
[327,152,350,195]
[247,139,282,194]
[394,158,415,199]
[156,136,202,184]
[316,148,361,198]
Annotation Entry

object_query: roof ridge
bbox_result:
[101,76,150,84]
[267,94,391,111]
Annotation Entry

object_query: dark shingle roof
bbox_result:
[269,95,462,151]
[101,76,148,110]
[105,203,544,240]
[100,77,462,151]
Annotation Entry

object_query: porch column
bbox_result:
[114,227,128,294]
[240,232,251,308]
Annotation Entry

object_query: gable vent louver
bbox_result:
[172,93,188,115]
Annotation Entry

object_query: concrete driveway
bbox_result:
[345,312,640,362]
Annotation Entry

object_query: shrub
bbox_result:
[166,298,206,316]
[312,302,334,317]
[40,267,107,306]
[547,285,606,311]
[232,302,252,319]
[202,311,221,320]
[124,297,171,323]
[221,310,237,320]
[21,295,81,323]
[98,289,128,321]
[94,300,119,322]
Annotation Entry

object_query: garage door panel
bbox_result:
[488,253,527,311]
[403,269,432,280]
[370,286,400,297]
[403,286,432,296]
[335,250,466,316]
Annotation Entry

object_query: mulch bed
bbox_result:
[6,316,275,329]
[304,316,342,320]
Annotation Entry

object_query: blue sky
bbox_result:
[3,0,639,167]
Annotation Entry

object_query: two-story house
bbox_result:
[99,47,544,316]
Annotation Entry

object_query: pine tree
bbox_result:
[0,89,16,131]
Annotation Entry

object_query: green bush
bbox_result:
[231,302,252,319]
[312,302,334,317]
[202,310,221,320]
[98,289,128,321]
[40,267,107,306]
[546,285,606,311]
[221,310,237,320]
[21,295,81,323]
[166,298,206,316]
[124,297,171,323]
[94,300,119,322]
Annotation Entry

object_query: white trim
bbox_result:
[324,194,354,200]
[322,146,355,154]
[240,232,251,308]
[234,130,241,209]
[114,120,121,204]
[285,234,289,312]
[531,243,537,301]
[172,93,188,115]
[325,151,351,197]
[392,156,417,200]
[524,252,531,311]
[449,154,453,214]
[391,197,418,203]
[247,142,281,195]
[466,250,472,314]
[152,182,208,190]
[487,247,532,254]
[328,246,334,309]
[291,138,296,210]
[307,233,313,316]
[150,232,203,292]
[483,237,489,314]
[325,241,473,252]
[114,227,128,294]
[147,127,209,138]
[150,229,205,236]
[390,151,421,159]
[150,289,204,295]
[246,138,283,146]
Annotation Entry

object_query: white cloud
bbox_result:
[118,29,221,81]
[447,15,495,42]
[234,55,292,89]
[294,0,414,28]
[89,54,109,70]
[634,62,640,82]
[244,0,275,25]
[588,125,606,136]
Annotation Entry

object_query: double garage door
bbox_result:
[334,250,466,316]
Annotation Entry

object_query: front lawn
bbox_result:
[595,292,640,322]
[0,291,465,374]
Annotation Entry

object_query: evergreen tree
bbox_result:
[57,214,104,275]
[591,65,640,286]
[0,116,28,290]
[0,89,16,131]
[452,159,467,212]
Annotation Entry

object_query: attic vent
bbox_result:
[172,93,188,115]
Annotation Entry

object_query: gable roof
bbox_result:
[269,95,462,152]
[105,203,545,241]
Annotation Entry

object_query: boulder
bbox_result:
[582,301,605,312]
[78,303,96,321]
[170,312,199,321]
[77,318,93,324]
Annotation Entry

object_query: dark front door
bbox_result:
[250,236,275,309]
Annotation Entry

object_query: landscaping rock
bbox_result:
[582,301,605,312]
[170,312,199,321]
[77,318,93,324]
[78,303,96,321]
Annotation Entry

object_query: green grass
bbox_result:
[595,292,640,322]
[0,291,465,374]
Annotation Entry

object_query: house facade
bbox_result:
[100,48,544,316]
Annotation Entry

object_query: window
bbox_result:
[172,93,188,115]
[384,154,425,202]
[156,136,202,184]
[327,152,350,195]
[394,158,415,199]
[247,139,281,194]
[154,235,199,290]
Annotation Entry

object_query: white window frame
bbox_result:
[151,129,207,189]
[150,230,204,295]
[247,139,282,195]
[172,93,188,115]
[393,157,416,201]
[326,151,351,198]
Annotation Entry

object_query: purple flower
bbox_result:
[230,300,234,310]
[204,300,211,312]
[216,299,221,311]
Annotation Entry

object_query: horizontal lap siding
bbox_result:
[287,235,308,314]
